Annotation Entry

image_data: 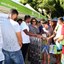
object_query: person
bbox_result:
[28,18,42,63]
[47,19,57,45]
[38,19,44,34]
[2,9,24,64]
[42,21,53,64]
[54,17,64,64]
[29,18,39,34]
[48,17,63,64]
[0,13,5,64]
[57,22,64,64]
[17,19,23,25]
[47,19,58,64]
[20,15,42,61]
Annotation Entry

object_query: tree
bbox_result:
[38,0,64,18]
[28,0,42,11]
[38,0,56,18]
[20,0,64,18]
[52,0,64,18]
[20,0,28,5]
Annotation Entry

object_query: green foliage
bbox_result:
[20,0,28,5]
[20,0,64,18]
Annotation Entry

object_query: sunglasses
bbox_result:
[32,20,36,22]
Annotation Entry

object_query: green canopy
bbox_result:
[0,0,46,19]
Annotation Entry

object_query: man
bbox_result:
[20,15,42,61]
[0,13,5,64]
[17,19,23,25]
[2,9,24,64]
[38,19,45,34]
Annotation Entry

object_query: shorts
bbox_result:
[41,45,49,54]
[49,45,61,54]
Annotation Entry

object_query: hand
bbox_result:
[43,37,47,40]
[54,38,58,42]
[47,37,50,41]
[19,43,23,48]
[37,35,42,39]
[57,39,60,43]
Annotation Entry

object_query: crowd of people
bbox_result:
[0,9,64,64]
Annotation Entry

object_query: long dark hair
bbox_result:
[52,21,57,30]
[30,18,37,25]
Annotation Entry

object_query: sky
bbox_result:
[12,0,20,3]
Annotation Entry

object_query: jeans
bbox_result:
[0,61,2,64]
[2,49,24,64]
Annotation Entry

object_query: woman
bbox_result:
[48,18,62,64]
[54,17,64,64]
[29,18,39,34]
[28,18,42,64]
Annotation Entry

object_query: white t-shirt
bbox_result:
[43,28,49,33]
[20,21,30,44]
[0,21,4,61]
[10,19,20,32]
[54,25,62,39]
[54,25,62,50]
[1,17,21,51]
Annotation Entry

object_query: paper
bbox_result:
[49,45,55,54]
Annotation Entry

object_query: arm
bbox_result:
[16,32,23,47]
[21,22,42,38]
[57,25,64,42]
[47,32,56,40]
[57,35,64,42]
[24,29,37,37]
[14,22,23,47]
[23,29,42,38]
